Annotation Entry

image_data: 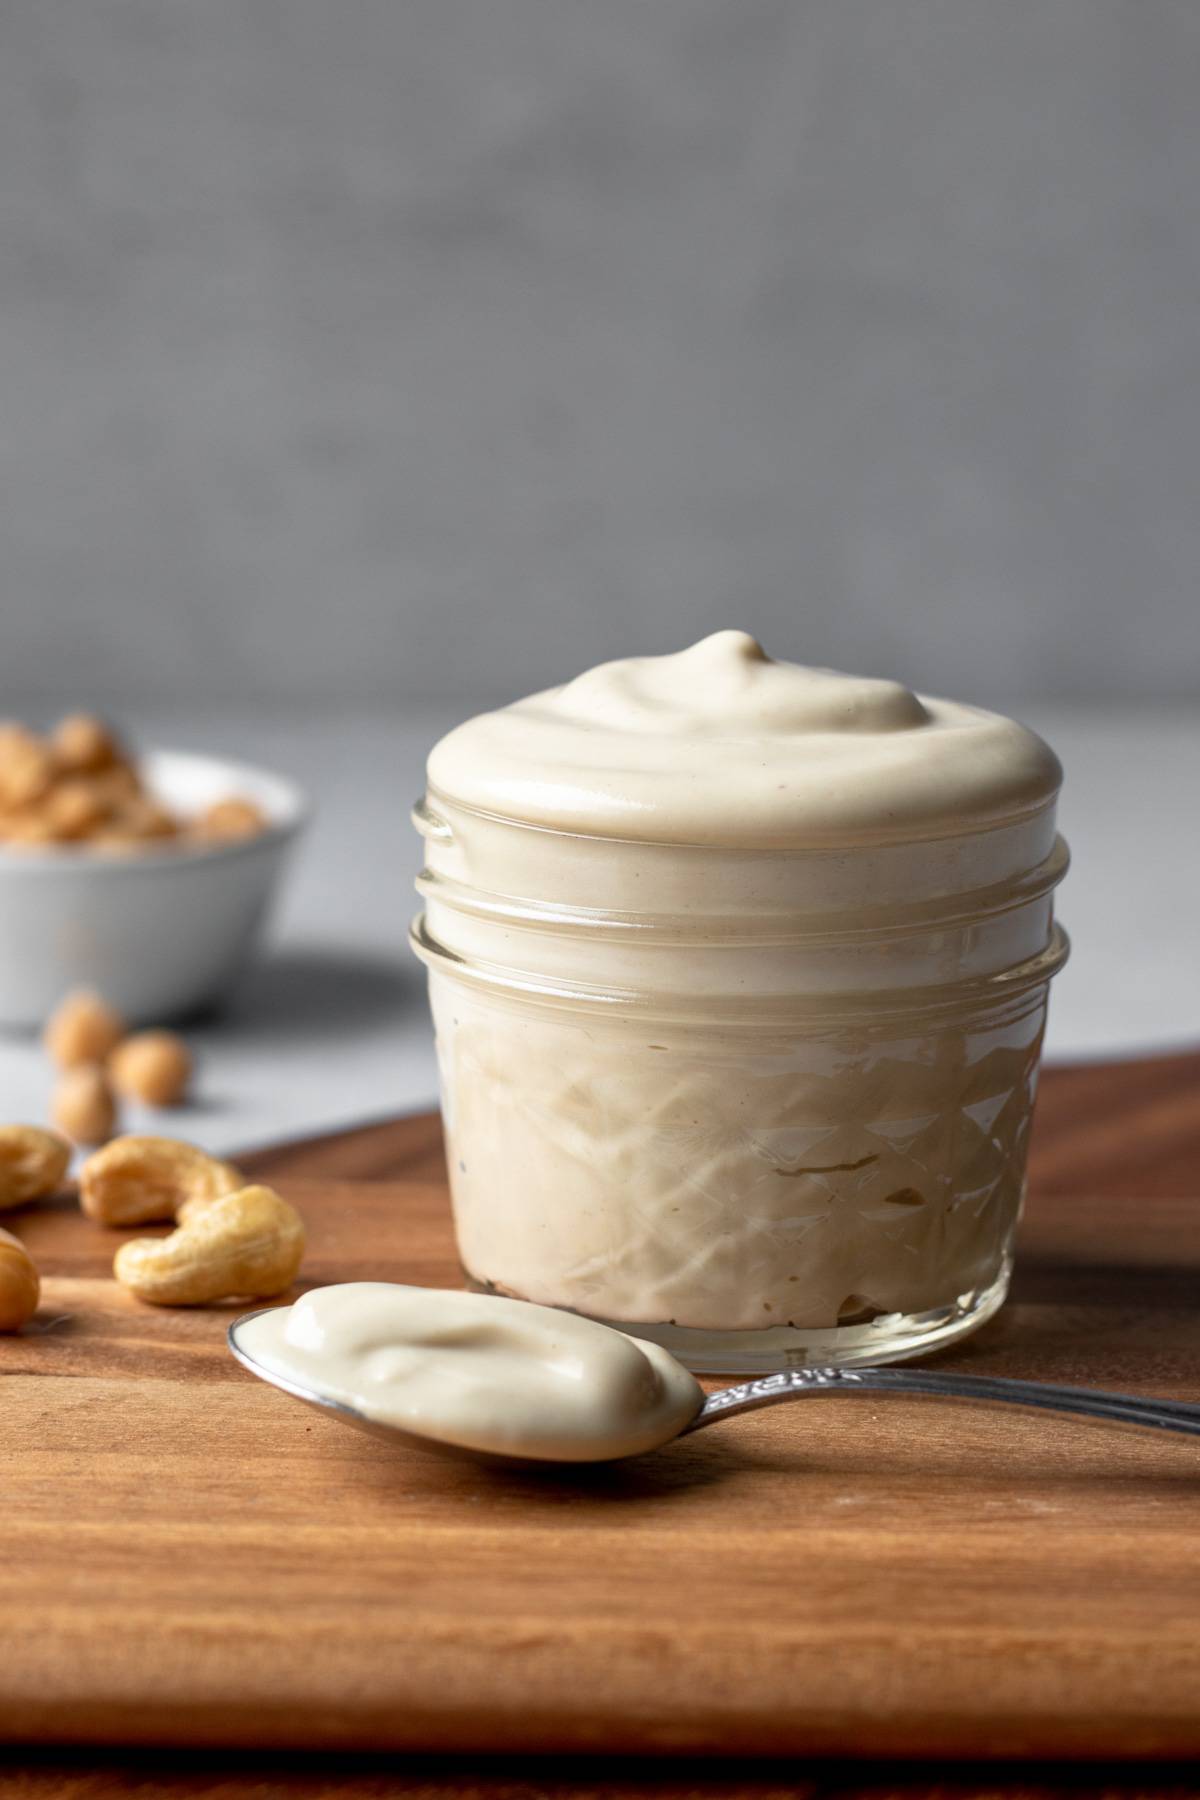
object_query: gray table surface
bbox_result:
[0,702,1195,1160]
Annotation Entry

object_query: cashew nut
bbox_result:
[114,1184,305,1306]
[0,1125,71,1210]
[79,1135,243,1226]
[0,1225,40,1331]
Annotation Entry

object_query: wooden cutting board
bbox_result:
[4,1056,1200,1762]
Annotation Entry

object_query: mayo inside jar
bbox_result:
[412,633,1068,1370]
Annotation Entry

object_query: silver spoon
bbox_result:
[228,1309,1200,1463]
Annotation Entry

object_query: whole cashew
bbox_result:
[114,1185,305,1306]
[79,1136,243,1226]
[0,1225,40,1330]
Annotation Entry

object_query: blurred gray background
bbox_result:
[2,0,1199,709]
[0,0,1197,1130]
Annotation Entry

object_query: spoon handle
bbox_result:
[692,1367,1200,1438]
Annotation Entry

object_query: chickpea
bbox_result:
[43,779,110,841]
[192,796,267,843]
[51,713,125,775]
[83,763,141,808]
[0,807,59,847]
[0,1125,71,1209]
[87,832,147,858]
[0,724,54,810]
[0,1226,39,1331]
[109,1030,192,1108]
[44,990,126,1070]
[108,796,179,841]
[53,1065,118,1145]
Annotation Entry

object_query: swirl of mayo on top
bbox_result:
[427,631,1061,848]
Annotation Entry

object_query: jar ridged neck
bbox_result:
[412,793,1068,1022]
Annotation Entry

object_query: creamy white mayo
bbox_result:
[427,628,1061,848]
[414,633,1067,1361]
[238,1283,704,1461]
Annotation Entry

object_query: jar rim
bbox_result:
[418,786,1061,854]
[415,835,1070,948]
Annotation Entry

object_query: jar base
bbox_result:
[615,1260,1012,1373]
[468,1258,1012,1375]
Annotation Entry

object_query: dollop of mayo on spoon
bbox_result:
[237,1283,705,1462]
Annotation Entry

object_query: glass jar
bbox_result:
[411,791,1068,1373]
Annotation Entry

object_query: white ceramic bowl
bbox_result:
[0,749,308,1028]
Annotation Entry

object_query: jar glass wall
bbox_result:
[412,798,1067,1373]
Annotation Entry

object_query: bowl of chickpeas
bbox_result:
[0,715,308,1026]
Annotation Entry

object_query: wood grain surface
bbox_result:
[3,1051,1199,1775]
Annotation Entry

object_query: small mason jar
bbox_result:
[411,776,1068,1374]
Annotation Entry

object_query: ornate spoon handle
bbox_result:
[689,1366,1200,1438]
